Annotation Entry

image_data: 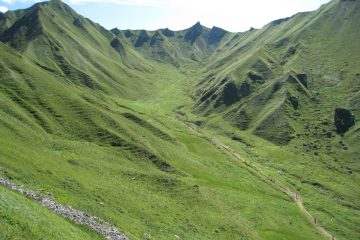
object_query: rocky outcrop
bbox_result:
[289,96,299,110]
[296,74,308,88]
[287,74,308,94]
[223,82,239,106]
[247,71,264,82]
[184,22,203,43]
[239,81,251,97]
[150,31,162,46]
[111,38,125,55]
[111,28,121,36]
[334,108,355,134]
[161,28,174,37]
[208,27,227,45]
[73,17,85,28]
[124,30,133,38]
[134,30,149,47]
[0,178,129,240]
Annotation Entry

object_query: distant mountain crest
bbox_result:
[184,21,204,43]
[209,26,227,44]
[161,28,174,37]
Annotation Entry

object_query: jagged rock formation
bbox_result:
[111,28,121,36]
[208,27,227,44]
[135,30,150,47]
[222,82,240,106]
[184,21,203,43]
[161,28,174,37]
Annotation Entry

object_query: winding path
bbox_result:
[157,115,337,239]
[211,137,336,240]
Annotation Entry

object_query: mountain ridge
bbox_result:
[0,0,359,239]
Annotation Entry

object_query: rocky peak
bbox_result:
[161,28,174,37]
[0,3,43,45]
[185,22,204,43]
[208,26,227,45]
[134,30,150,47]
[193,21,202,28]
[111,28,121,36]
[46,0,76,16]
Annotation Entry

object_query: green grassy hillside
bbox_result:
[0,39,325,239]
[194,0,360,142]
[0,185,104,240]
[189,0,360,239]
[0,0,359,239]
[0,0,165,99]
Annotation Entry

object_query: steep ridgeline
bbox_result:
[112,22,232,67]
[0,0,359,240]
[0,0,159,98]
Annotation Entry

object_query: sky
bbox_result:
[0,0,331,32]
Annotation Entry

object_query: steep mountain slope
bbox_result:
[193,0,360,145]
[0,0,359,239]
[0,39,326,240]
[0,0,164,99]
[186,1,360,239]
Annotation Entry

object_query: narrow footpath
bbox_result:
[211,137,336,240]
